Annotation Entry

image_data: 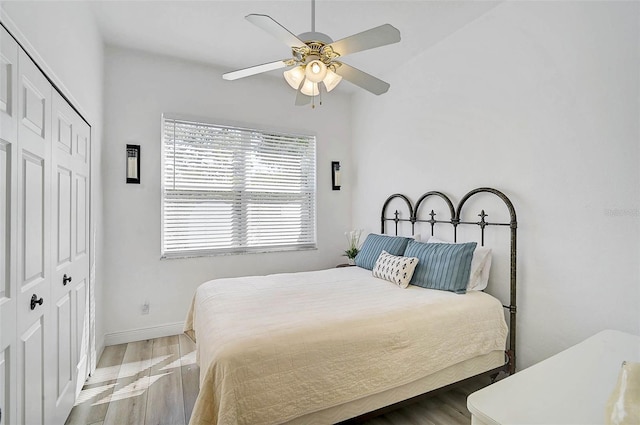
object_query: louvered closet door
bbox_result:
[15,48,52,425]
[0,25,18,425]
[48,90,90,424]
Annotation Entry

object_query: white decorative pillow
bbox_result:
[427,237,492,291]
[372,251,419,289]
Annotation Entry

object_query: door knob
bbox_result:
[30,294,44,310]
[63,274,72,286]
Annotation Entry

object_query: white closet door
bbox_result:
[50,90,91,415]
[48,91,78,424]
[0,25,18,425]
[72,116,90,397]
[15,48,52,425]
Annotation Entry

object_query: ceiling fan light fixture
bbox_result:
[322,69,342,92]
[301,79,319,96]
[305,59,327,83]
[284,64,341,97]
[283,66,305,90]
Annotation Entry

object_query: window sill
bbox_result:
[161,245,317,260]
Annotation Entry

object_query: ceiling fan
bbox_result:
[222,0,401,107]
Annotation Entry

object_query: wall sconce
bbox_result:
[126,144,140,184]
[331,161,341,191]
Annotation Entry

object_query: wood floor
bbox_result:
[66,335,490,425]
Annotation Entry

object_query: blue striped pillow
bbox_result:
[404,240,477,294]
[354,234,411,270]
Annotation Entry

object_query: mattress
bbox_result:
[184,266,508,425]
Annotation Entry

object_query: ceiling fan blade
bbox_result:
[295,78,311,106]
[246,14,307,49]
[333,62,390,95]
[223,59,290,80]
[328,24,401,57]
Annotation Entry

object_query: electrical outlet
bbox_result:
[142,300,150,315]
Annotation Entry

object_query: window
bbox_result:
[162,116,316,257]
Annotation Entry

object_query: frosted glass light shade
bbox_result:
[323,70,342,92]
[301,80,319,96]
[283,66,305,90]
[305,60,327,83]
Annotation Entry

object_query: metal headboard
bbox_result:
[380,187,518,375]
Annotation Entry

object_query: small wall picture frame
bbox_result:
[126,144,141,184]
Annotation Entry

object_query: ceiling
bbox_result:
[89,1,500,93]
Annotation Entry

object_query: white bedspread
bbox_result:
[184,267,508,425]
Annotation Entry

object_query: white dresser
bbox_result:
[467,330,640,425]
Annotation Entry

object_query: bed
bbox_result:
[184,187,518,425]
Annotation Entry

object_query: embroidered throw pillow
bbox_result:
[372,251,419,289]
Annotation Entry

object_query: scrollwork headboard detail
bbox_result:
[381,187,517,375]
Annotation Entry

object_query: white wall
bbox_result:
[0,1,105,364]
[352,1,640,369]
[102,46,352,340]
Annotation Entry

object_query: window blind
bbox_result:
[162,117,316,257]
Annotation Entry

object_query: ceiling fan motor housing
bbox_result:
[298,31,333,45]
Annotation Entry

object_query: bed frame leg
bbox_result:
[506,349,516,375]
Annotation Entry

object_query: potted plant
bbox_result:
[344,230,362,265]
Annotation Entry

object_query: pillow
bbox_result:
[372,251,419,289]
[411,233,429,242]
[427,237,492,291]
[404,239,477,294]
[473,253,492,291]
[354,234,411,270]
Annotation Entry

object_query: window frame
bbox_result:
[160,114,317,259]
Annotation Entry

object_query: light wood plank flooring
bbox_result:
[66,335,490,425]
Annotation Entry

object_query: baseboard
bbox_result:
[104,322,185,346]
